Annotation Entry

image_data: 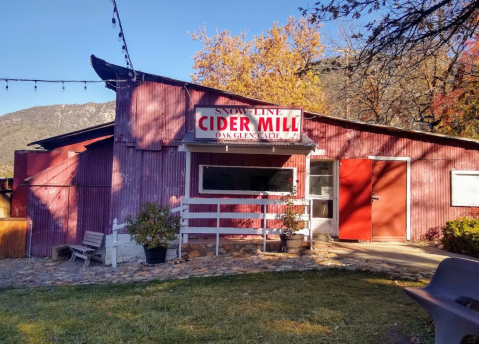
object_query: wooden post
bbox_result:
[112,218,118,268]
[263,200,267,252]
[216,199,220,256]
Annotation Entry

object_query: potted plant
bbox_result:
[125,202,180,264]
[279,179,306,253]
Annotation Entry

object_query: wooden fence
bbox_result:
[0,218,27,258]
[0,192,11,218]
[179,198,313,257]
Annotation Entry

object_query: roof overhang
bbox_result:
[180,131,317,155]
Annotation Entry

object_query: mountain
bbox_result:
[0,101,116,177]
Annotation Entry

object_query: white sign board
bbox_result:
[195,106,302,141]
[451,170,479,206]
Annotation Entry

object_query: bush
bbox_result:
[442,217,479,257]
[125,202,179,249]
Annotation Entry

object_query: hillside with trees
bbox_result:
[0,101,115,177]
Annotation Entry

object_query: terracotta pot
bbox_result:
[143,245,168,264]
[280,234,304,253]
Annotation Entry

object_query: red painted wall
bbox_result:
[105,70,479,241]
[26,139,113,257]
[11,151,72,217]
[304,117,479,240]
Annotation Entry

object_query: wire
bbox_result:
[111,0,136,80]
[1,78,126,83]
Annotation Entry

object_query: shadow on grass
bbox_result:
[0,270,435,344]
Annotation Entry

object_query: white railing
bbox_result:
[110,205,182,268]
[179,198,313,257]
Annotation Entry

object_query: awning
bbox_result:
[180,131,317,155]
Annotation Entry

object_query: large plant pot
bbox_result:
[143,245,168,264]
[280,234,304,253]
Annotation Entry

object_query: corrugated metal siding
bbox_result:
[304,118,479,240]
[26,140,113,257]
[111,77,479,242]
[11,151,71,217]
[110,84,266,225]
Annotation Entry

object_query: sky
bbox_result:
[0,0,341,116]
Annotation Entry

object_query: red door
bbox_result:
[339,159,372,241]
[371,160,407,241]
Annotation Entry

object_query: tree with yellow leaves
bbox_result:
[190,17,329,114]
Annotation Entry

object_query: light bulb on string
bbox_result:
[84,82,87,91]
[112,17,116,28]
[34,81,37,91]
[5,80,8,92]
[128,71,133,78]
[62,82,65,92]
[118,32,123,41]
[121,45,126,53]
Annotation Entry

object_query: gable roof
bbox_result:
[28,121,114,150]
[90,54,479,146]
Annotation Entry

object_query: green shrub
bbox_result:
[442,217,479,257]
[125,202,179,249]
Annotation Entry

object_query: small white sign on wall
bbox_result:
[451,170,479,207]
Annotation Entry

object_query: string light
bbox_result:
[111,0,136,81]
[0,78,130,91]
[112,17,116,28]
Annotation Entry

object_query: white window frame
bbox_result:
[199,164,297,196]
[451,170,479,207]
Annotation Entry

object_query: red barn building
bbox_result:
[15,55,479,258]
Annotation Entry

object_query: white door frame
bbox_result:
[368,156,411,241]
[306,156,339,236]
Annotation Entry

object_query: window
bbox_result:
[310,161,334,197]
[451,170,479,206]
[312,200,334,218]
[200,165,295,195]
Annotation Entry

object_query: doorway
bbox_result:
[371,160,407,241]
[338,158,409,242]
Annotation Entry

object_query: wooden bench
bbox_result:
[69,231,106,267]
[404,257,479,344]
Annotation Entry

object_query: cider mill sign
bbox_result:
[194,106,303,141]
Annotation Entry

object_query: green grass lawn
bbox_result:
[0,269,434,344]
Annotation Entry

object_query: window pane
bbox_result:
[310,176,333,196]
[202,166,292,192]
[310,161,333,175]
[312,200,333,218]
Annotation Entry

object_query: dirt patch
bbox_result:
[382,327,420,344]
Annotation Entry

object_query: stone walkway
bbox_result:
[0,243,448,289]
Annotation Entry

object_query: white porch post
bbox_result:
[183,149,191,244]
[112,218,118,268]
[216,199,220,255]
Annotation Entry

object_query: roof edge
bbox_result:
[90,55,479,146]
[28,121,115,147]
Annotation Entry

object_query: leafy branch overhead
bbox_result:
[300,0,479,68]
